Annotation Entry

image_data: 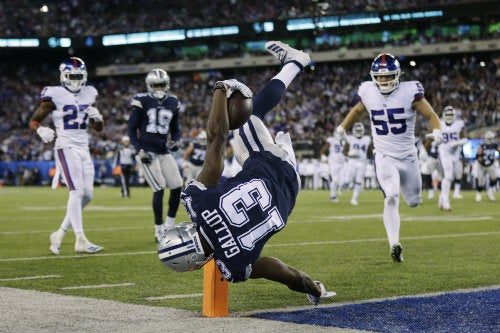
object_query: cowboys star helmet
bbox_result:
[443,106,456,125]
[484,130,495,144]
[370,53,401,93]
[146,68,170,99]
[157,222,210,272]
[197,130,207,146]
[59,57,87,93]
[353,122,365,138]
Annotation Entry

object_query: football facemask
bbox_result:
[59,57,87,93]
[353,122,365,138]
[146,68,170,99]
[157,222,210,272]
[443,106,456,125]
[370,53,401,94]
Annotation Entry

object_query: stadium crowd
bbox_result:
[1,0,486,37]
[0,54,498,166]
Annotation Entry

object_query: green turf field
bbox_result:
[1,186,499,313]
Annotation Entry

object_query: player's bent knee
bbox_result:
[384,196,398,206]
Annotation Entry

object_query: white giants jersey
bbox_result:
[438,119,465,159]
[326,136,345,163]
[346,135,372,163]
[40,86,98,150]
[358,81,424,158]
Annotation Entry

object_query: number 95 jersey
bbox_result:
[358,81,424,158]
[40,85,98,149]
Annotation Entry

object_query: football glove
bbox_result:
[425,129,444,145]
[215,79,253,99]
[36,126,55,143]
[334,125,346,142]
[137,149,152,164]
[86,106,103,122]
[169,141,180,152]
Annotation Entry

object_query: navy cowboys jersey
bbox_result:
[478,142,499,167]
[128,93,180,154]
[181,152,299,283]
[188,142,206,166]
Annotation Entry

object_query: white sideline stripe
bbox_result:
[0,275,61,281]
[61,283,135,290]
[145,293,203,301]
[1,231,499,262]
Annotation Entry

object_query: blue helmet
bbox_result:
[59,57,87,92]
[370,53,401,93]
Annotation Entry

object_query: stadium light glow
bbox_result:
[102,29,185,46]
[0,38,40,47]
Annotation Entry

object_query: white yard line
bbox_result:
[60,283,135,290]
[145,293,203,301]
[0,275,61,281]
[1,231,499,262]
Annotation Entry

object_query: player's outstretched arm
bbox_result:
[196,83,230,187]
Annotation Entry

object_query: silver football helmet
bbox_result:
[197,130,207,146]
[145,68,170,99]
[353,122,365,138]
[158,222,210,272]
[59,57,87,93]
[443,106,456,125]
[484,130,495,144]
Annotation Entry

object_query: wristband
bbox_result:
[30,120,40,129]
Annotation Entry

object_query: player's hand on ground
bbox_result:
[169,141,180,152]
[36,126,55,143]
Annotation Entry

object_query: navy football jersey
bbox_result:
[188,142,206,166]
[478,142,498,167]
[128,93,181,154]
[181,151,299,282]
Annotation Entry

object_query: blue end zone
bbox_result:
[251,288,500,333]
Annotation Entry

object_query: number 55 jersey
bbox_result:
[358,81,424,158]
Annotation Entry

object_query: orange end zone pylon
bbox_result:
[202,259,228,317]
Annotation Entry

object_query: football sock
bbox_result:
[67,189,84,233]
[272,63,301,88]
[165,216,175,229]
[167,187,182,218]
[383,196,400,246]
[153,190,164,225]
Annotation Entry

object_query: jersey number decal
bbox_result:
[63,104,89,130]
[146,108,173,134]
[220,179,285,251]
[371,108,407,135]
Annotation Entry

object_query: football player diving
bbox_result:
[158,41,335,306]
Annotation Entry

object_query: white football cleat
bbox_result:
[452,193,463,199]
[350,198,358,206]
[487,189,496,201]
[75,240,104,254]
[265,41,311,70]
[49,232,62,255]
[307,281,336,306]
[475,192,482,202]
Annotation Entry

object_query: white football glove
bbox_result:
[36,126,55,143]
[137,149,152,164]
[334,125,346,142]
[216,79,253,99]
[425,129,444,145]
[320,154,328,162]
[86,106,103,122]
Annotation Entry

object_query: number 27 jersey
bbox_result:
[358,81,424,158]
